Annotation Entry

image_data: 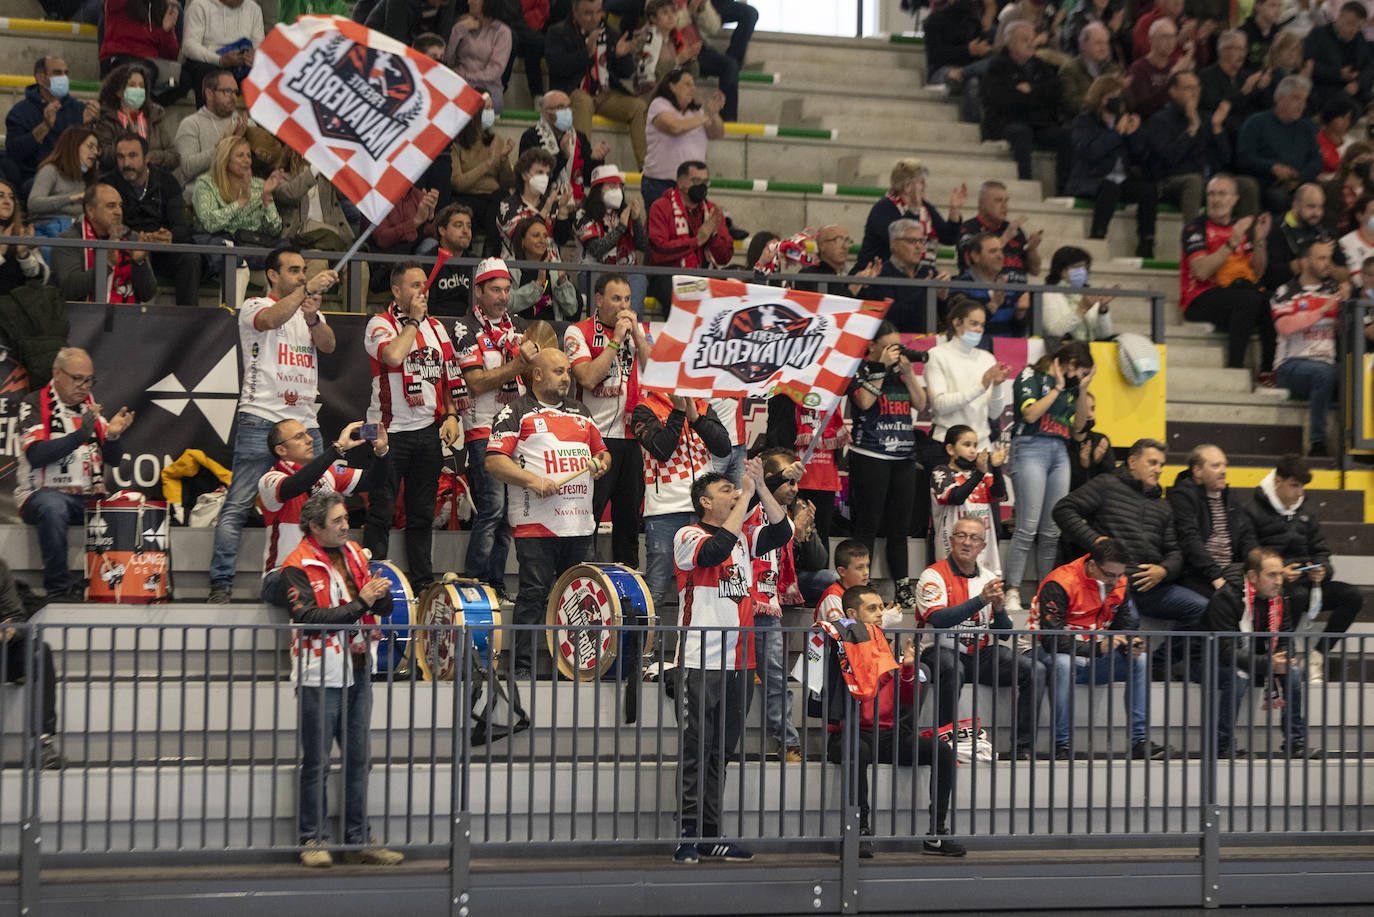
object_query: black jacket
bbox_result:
[981,50,1064,130]
[1053,464,1182,582]
[545,17,635,96]
[1141,101,1232,179]
[923,0,990,76]
[1205,583,1296,664]
[102,166,193,242]
[1166,470,1259,585]
[1243,482,1332,572]
[1303,22,1374,92]
[1066,111,1150,197]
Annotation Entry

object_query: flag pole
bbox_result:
[799,397,842,465]
[333,221,379,274]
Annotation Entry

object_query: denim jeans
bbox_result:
[1229,651,1307,747]
[462,436,512,589]
[1195,659,1250,752]
[210,414,322,589]
[797,569,840,607]
[1044,648,1149,746]
[644,511,693,611]
[1134,584,1208,667]
[1276,358,1338,446]
[20,490,86,593]
[752,614,799,750]
[1005,435,1070,589]
[709,0,757,64]
[709,443,747,486]
[511,534,592,673]
[297,671,373,844]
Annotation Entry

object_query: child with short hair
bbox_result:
[930,424,1007,574]
[815,539,872,624]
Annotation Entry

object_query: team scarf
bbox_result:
[82,217,136,303]
[115,107,148,138]
[662,186,721,268]
[1242,580,1285,651]
[579,22,610,95]
[576,207,638,265]
[378,304,468,414]
[533,117,587,203]
[36,381,108,493]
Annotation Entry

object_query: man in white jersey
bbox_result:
[453,258,538,599]
[487,349,610,679]
[207,246,338,604]
[258,418,392,606]
[564,272,651,568]
[362,261,466,589]
[670,458,792,865]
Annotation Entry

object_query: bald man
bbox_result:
[1265,182,1348,289]
[486,346,612,680]
[518,90,610,203]
[17,347,134,600]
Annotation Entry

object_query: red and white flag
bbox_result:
[641,277,891,411]
[243,16,482,224]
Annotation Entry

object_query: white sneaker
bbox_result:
[1003,587,1023,614]
[1308,649,1325,685]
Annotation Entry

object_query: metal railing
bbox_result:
[18,235,1171,344]
[1,621,1367,879]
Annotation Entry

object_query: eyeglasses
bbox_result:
[896,236,926,245]
[821,235,852,245]
[58,368,95,387]
[286,430,311,442]
[950,532,986,543]
[211,85,238,95]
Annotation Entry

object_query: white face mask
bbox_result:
[528,173,550,195]
[602,186,624,209]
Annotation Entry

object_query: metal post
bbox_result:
[220,253,237,308]
[348,260,365,314]
[1201,635,1220,909]
[855,0,863,38]
[1151,292,1165,345]
[839,695,860,914]
[1028,290,1043,338]
[451,622,472,917]
[19,625,42,917]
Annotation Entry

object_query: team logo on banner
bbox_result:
[286,40,418,157]
[691,303,828,385]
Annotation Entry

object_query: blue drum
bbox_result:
[416,576,502,680]
[368,560,415,676]
[545,563,656,681]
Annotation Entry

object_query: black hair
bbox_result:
[1046,245,1092,285]
[1275,452,1312,484]
[841,583,882,615]
[595,272,631,295]
[833,539,870,569]
[1089,537,1129,567]
[112,131,149,155]
[265,245,303,278]
[689,471,729,517]
[390,260,425,288]
[944,424,976,447]
[676,159,708,179]
[1127,437,1168,459]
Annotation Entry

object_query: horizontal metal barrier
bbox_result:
[17,234,1170,343]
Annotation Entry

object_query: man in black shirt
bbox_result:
[103,132,200,305]
[425,203,474,315]
[794,223,882,297]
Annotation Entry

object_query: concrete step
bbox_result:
[1166,366,1258,396]
[745,31,929,85]
[0,29,98,83]
[1164,420,1307,462]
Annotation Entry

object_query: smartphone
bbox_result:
[1294,563,1323,572]
[360,423,379,442]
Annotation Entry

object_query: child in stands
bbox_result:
[814,539,871,624]
[930,424,1007,574]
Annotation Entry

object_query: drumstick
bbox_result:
[549,456,601,489]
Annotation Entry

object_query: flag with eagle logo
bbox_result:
[243,16,483,224]
[641,277,891,411]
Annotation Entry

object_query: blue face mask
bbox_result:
[123,87,146,109]
[48,75,69,98]
[960,330,982,348]
[554,108,573,132]
[480,108,495,130]
[1067,265,1089,288]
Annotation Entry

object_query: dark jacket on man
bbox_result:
[1204,583,1296,665]
[50,224,157,304]
[1242,481,1331,571]
[1053,464,1183,582]
[1142,101,1233,179]
[1166,469,1259,588]
[4,85,87,181]
[1066,110,1151,197]
[982,50,1064,131]
[102,166,193,242]
[923,0,991,77]
[1303,22,1373,97]
[545,17,635,96]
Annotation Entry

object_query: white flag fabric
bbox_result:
[640,276,892,411]
[243,16,482,224]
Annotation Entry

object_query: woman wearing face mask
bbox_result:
[28,127,99,242]
[447,0,514,113]
[0,179,50,294]
[496,147,572,259]
[641,69,724,210]
[574,165,649,315]
[1066,75,1157,258]
[91,64,180,174]
[1002,339,1096,613]
[923,297,1011,452]
[509,216,582,320]
[451,93,515,256]
[1042,246,1116,341]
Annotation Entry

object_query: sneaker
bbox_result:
[342,840,404,865]
[512,666,532,683]
[1255,371,1278,389]
[672,842,700,864]
[697,841,754,861]
[1281,741,1323,759]
[207,585,231,604]
[1131,740,1171,760]
[1308,442,1328,458]
[922,836,967,857]
[859,828,875,859]
[893,579,917,608]
[1003,587,1023,614]
[1308,649,1325,685]
[1217,745,1247,759]
[1013,746,1033,761]
[299,839,333,868]
[1054,744,1073,761]
[492,584,513,604]
[39,738,62,770]
[784,747,803,764]
[1135,236,1155,260]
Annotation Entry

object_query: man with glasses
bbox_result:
[16,347,134,601]
[174,68,250,184]
[796,223,884,298]
[916,516,1046,760]
[873,219,949,332]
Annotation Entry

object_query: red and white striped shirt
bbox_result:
[487,393,606,537]
[365,306,462,433]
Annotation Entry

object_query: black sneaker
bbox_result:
[697,841,753,861]
[512,666,532,683]
[922,836,967,857]
[1131,740,1171,760]
[859,828,875,859]
[492,584,513,604]
[54,585,85,603]
[1308,442,1328,458]
[893,580,917,608]
[1281,741,1324,759]
[207,585,232,604]
[1054,744,1073,761]
[1217,745,1247,759]
[39,739,62,771]
[1013,746,1034,761]
[672,842,699,864]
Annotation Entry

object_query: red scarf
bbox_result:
[662,186,720,268]
[575,315,640,434]
[378,305,468,414]
[580,23,609,94]
[1243,580,1284,652]
[116,107,148,138]
[82,217,136,304]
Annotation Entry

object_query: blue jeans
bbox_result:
[1005,435,1070,589]
[625,272,648,319]
[20,490,86,593]
[1225,649,1306,747]
[710,443,747,486]
[210,414,322,589]
[752,613,799,749]
[1044,648,1148,746]
[639,176,675,212]
[1197,659,1250,752]
[1276,358,1338,446]
[462,437,512,589]
[798,569,840,607]
[710,0,757,64]
[1132,584,1207,630]
[644,511,692,611]
[297,672,373,844]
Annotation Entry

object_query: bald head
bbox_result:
[540,91,572,129]
[531,348,572,402]
[1292,183,1326,226]
[52,347,94,405]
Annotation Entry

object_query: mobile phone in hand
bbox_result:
[360,423,380,441]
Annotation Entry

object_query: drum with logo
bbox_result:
[415,575,503,680]
[368,560,416,676]
[545,563,655,681]
[85,492,172,603]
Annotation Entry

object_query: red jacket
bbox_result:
[647,192,733,268]
[1030,555,1133,657]
[100,0,180,62]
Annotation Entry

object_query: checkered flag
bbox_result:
[641,276,891,411]
[243,16,483,225]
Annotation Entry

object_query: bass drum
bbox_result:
[368,560,415,676]
[415,576,503,680]
[545,563,655,681]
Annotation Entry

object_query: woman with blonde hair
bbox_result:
[856,156,967,269]
[191,134,283,240]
